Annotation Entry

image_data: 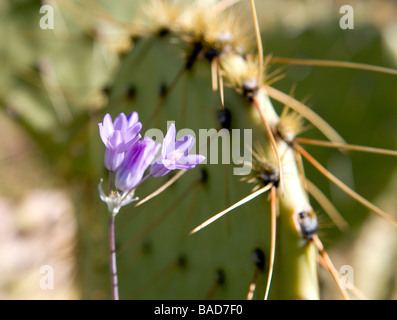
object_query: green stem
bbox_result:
[109,214,119,300]
[256,88,319,299]
[271,202,319,299]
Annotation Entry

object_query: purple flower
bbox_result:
[150,123,205,177]
[99,112,142,171]
[115,137,161,192]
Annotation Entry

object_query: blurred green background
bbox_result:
[1,0,396,299]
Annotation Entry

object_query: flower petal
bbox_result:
[162,123,176,157]
[175,135,195,156]
[98,123,108,147]
[113,113,128,131]
[175,154,206,169]
[150,162,170,177]
[99,114,114,146]
[115,137,160,191]
[161,158,177,170]
[103,113,114,132]
[115,144,144,191]
[104,148,124,171]
[140,137,161,170]
[123,134,141,151]
[123,122,142,147]
[107,130,123,150]
[127,112,139,127]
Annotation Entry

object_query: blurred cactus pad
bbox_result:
[1,0,397,300]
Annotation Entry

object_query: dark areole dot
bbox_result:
[198,168,208,184]
[215,268,226,285]
[185,41,203,71]
[159,82,168,98]
[217,108,232,130]
[259,167,280,189]
[177,254,187,268]
[252,248,266,271]
[130,34,142,44]
[125,85,137,100]
[298,211,318,240]
[141,240,152,254]
[204,48,220,62]
[157,27,170,38]
[102,85,111,96]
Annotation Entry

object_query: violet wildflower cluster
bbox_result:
[98,112,205,215]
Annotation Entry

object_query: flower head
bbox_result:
[150,123,205,177]
[115,137,161,192]
[98,114,205,214]
[99,112,142,171]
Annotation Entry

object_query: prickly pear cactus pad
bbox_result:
[1,0,397,300]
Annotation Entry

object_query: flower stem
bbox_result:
[109,214,119,300]
[108,171,114,194]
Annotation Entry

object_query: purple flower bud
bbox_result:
[115,137,161,192]
[99,112,142,171]
[150,123,205,177]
